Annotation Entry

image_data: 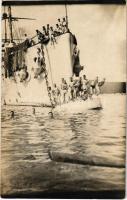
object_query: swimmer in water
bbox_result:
[10,111,14,119]
[32,107,35,115]
[48,110,54,118]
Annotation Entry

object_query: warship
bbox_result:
[1,6,102,111]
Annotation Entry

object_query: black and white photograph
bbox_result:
[1,0,126,198]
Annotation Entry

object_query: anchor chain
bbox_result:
[40,44,55,109]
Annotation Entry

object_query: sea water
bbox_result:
[1,94,126,195]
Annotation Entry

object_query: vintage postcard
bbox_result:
[1,0,126,198]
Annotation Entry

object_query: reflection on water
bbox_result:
[1,94,126,194]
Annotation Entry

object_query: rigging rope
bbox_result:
[45,45,54,86]
[15,21,22,43]
[40,44,55,110]
[12,23,19,41]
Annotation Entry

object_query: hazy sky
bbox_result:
[2,4,126,81]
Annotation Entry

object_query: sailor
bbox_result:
[73,77,80,98]
[37,57,41,67]
[82,75,88,94]
[48,86,54,105]
[52,84,57,105]
[97,78,106,95]
[62,17,68,33]
[46,24,50,38]
[85,80,92,99]
[68,77,75,100]
[54,24,61,36]
[24,33,31,47]
[61,78,68,103]
[90,76,99,95]
[78,77,83,97]
[80,75,88,100]
[48,110,54,119]
[42,26,47,36]
[36,30,45,42]
[23,33,28,46]
[52,84,61,105]
[94,76,99,95]
[24,33,28,40]
[49,26,57,45]
[98,78,106,87]
[10,111,14,119]
[37,47,41,56]
[57,18,62,31]
[82,74,88,83]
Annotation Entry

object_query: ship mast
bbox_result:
[2,6,36,43]
[8,6,13,43]
[3,7,7,43]
[65,4,68,30]
[4,18,7,42]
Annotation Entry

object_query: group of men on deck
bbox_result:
[50,75,106,105]
[23,17,68,48]
[36,17,69,45]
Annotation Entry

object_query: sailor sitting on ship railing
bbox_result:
[49,27,57,45]
[36,30,45,41]
[57,18,69,34]
[35,17,69,44]
[24,33,34,48]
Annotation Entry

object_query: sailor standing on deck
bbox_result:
[82,75,89,100]
[52,84,61,105]
[90,76,99,95]
[78,77,83,97]
[82,75,88,92]
[61,78,68,103]
[68,77,75,101]
[97,78,106,95]
[73,77,80,98]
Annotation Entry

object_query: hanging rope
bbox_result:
[45,45,54,86]
[40,44,55,110]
